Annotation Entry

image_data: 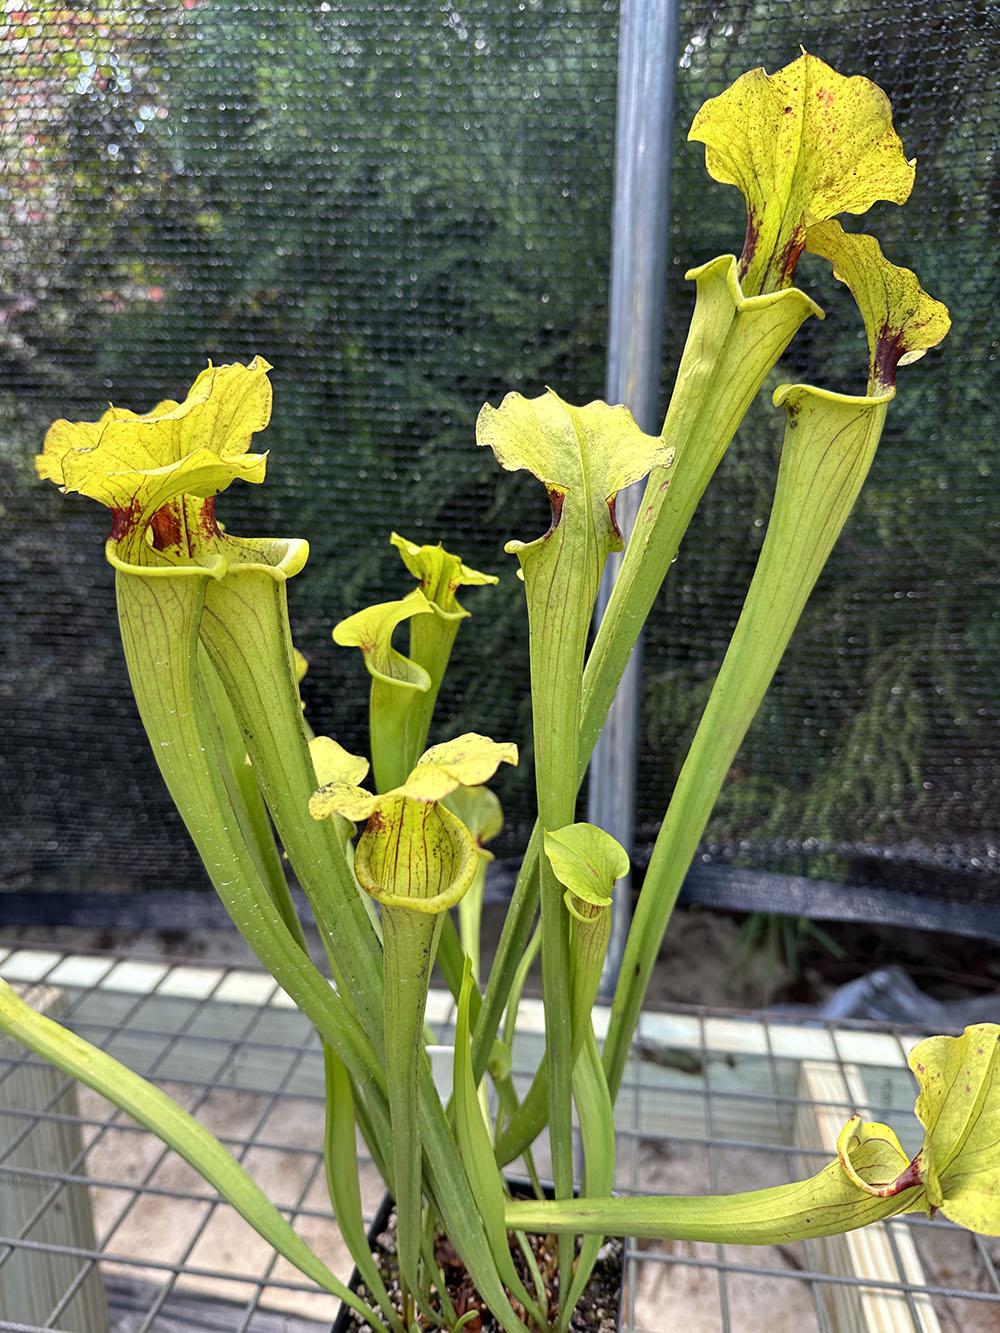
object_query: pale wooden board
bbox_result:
[795,1060,940,1333]
[1,984,110,1332]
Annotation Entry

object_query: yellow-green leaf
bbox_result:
[309,732,516,823]
[308,736,370,788]
[411,734,518,800]
[544,824,623,1041]
[386,536,499,775]
[332,589,432,691]
[452,961,545,1325]
[354,796,479,913]
[333,590,435,791]
[443,784,504,847]
[689,52,914,295]
[390,532,498,619]
[543,822,627,922]
[834,1115,915,1196]
[477,389,672,570]
[805,219,951,392]
[505,1114,929,1244]
[0,980,389,1331]
[37,358,273,565]
[308,778,380,824]
[306,738,368,850]
[910,1025,1000,1234]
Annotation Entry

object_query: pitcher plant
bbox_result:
[3,52,993,1333]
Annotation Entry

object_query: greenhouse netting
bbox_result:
[1,1,996,919]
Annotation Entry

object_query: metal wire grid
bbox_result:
[612,1017,1000,1332]
[0,953,345,1331]
[1,946,999,1333]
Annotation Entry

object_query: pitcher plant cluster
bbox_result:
[4,52,996,1333]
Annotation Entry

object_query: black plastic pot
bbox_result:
[331,1181,625,1332]
[331,1189,395,1333]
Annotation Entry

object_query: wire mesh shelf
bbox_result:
[1,944,998,1333]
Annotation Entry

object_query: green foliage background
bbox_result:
[1,0,996,897]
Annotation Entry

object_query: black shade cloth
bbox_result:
[2,2,996,916]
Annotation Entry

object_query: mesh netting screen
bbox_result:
[2,2,997,908]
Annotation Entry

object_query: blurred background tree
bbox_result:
[1,0,996,904]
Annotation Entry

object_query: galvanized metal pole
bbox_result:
[592,0,679,995]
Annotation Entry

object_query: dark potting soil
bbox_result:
[336,1203,623,1333]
